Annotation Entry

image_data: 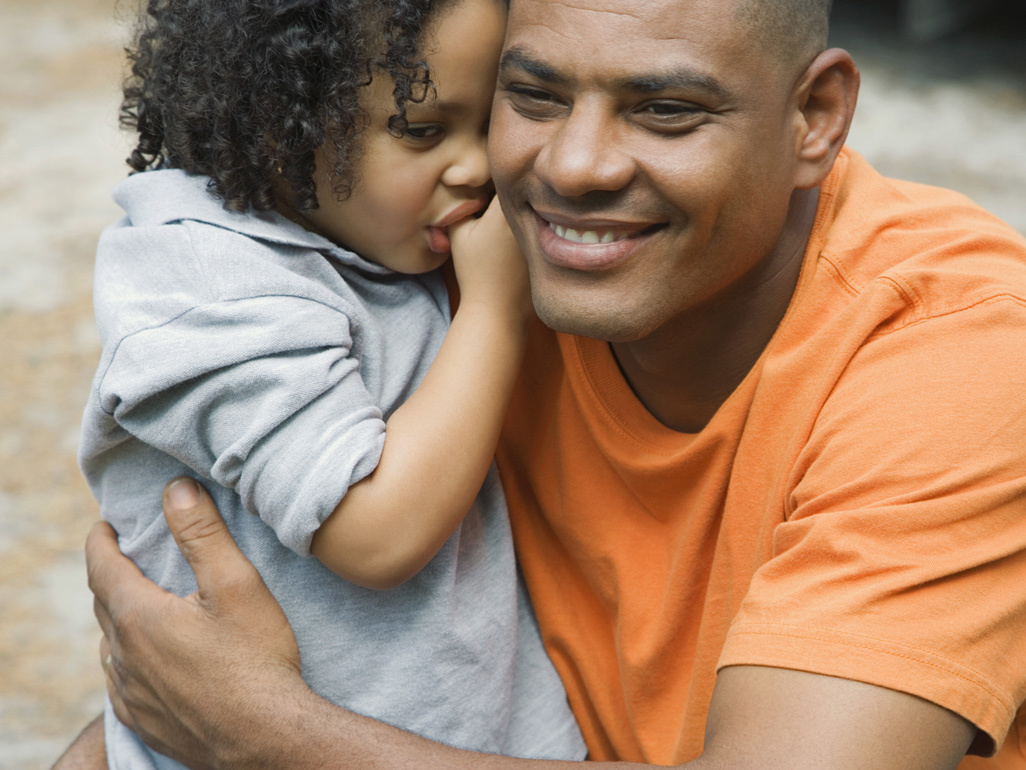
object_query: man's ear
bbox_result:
[792,48,860,190]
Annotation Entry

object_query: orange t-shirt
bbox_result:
[497,148,1026,767]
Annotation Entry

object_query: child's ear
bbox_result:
[791,48,860,190]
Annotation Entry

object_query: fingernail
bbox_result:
[166,478,200,509]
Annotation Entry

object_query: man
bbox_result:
[63,0,1026,767]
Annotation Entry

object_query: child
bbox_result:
[78,0,586,767]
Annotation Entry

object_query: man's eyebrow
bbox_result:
[499,46,731,102]
[622,70,731,101]
[498,47,571,87]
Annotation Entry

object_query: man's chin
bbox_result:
[532,294,654,344]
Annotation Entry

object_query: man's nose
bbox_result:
[533,103,636,197]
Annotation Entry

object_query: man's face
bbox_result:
[489,0,807,343]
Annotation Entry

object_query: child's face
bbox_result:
[303,0,507,273]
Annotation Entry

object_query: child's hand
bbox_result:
[448,197,532,323]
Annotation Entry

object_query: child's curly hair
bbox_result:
[121,0,456,212]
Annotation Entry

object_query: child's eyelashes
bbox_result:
[402,123,445,143]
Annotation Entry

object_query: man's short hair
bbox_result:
[735,0,833,70]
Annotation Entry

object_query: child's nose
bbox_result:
[441,134,490,190]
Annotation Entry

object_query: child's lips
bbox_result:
[426,199,488,254]
[435,198,488,229]
[426,225,451,254]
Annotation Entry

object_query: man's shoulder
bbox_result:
[815,147,1026,317]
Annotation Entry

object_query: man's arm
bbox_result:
[89,478,976,770]
[698,667,975,770]
[51,715,105,770]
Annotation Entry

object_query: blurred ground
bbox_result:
[1,0,134,765]
[0,0,1023,767]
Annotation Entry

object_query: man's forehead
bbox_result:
[503,0,749,57]
[505,0,744,32]
[502,0,757,87]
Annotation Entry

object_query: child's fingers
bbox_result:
[449,198,517,257]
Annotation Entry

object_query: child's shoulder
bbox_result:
[100,168,346,284]
[94,169,368,341]
[109,169,316,253]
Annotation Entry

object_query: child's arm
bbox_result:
[309,198,532,589]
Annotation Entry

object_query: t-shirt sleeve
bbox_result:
[94,294,385,556]
[719,298,1026,753]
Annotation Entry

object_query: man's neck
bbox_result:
[610,188,820,433]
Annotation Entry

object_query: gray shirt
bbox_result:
[80,169,586,769]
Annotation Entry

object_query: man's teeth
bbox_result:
[551,224,630,244]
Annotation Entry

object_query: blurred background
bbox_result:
[0,0,1023,766]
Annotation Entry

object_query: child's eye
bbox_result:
[403,124,444,141]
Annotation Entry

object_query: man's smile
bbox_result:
[549,225,631,244]
[531,209,666,271]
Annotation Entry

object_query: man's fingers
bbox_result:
[105,657,128,724]
[99,635,110,673]
[161,478,256,600]
[86,521,133,602]
[102,633,132,732]
[93,592,113,647]
[102,628,180,762]
[86,520,165,618]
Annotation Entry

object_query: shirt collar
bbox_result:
[112,168,392,274]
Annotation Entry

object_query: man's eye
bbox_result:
[504,85,565,118]
[633,101,705,133]
[642,101,700,118]
[509,85,556,102]
[404,124,444,141]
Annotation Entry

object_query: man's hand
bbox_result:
[87,478,307,769]
[87,479,979,770]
